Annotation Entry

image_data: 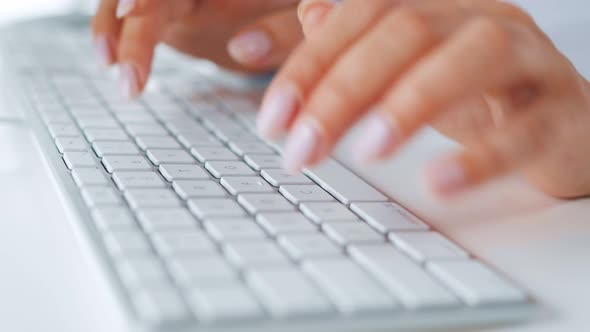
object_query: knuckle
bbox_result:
[391,7,432,41]
[469,17,510,57]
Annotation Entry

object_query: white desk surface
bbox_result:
[0,2,589,332]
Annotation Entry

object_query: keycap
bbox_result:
[243,154,282,171]
[177,133,222,149]
[188,199,247,219]
[172,180,227,199]
[84,128,128,141]
[238,193,294,214]
[124,189,181,209]
[389,232,469,262]
[92,141,139,157]
[304,159,387,204]
[112,171,165,190]
[322,221,384,245]
[81,187,121,206]
[246,267,333,317]
[279,185,335,204]
[151,230,215,257]
[91,207,137,231]
[102,155,152,173]
[103,230,152,256]
[228,141,275,156]
[203,218,267,241]
[76,116,119,129]
[48,123,79,137]
[350,202,428,233]
[260,169,312,187]
[302,259,397,313]
[136,208,197,232]
[224,242,291,267]
[205,161,256,178]
[256,212,317,235]
[136,136,181,150]
[71,168,108,186]
[55,137,88,153]
[219,177,273,195]
[116,255,169,288]
[190,147,238,163]
[131,288,191,325]
[147,149,194,166]
[159,164,209,181]
[63,151,95,169]
[126,123,168,137]
[278,233,341,260]
[167,121,208,136]
[169,255,236,285]
[300,202,359,223]
[427,260,527,305]
[349,244,459,308]
[190,285,263,323]
[115,112,156,124]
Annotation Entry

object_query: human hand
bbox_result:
[91,0,302,98]
[257,0,590,198]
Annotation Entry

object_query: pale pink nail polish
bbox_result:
[353,111,401,164]
[228,30,272,64]
[116,0,135,18]
[119,63,140,99]
[426,156,466,195]
[93,35,113,67]
[282,120,322,173]
[257,83,300,138]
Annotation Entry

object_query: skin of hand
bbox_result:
[256,0,590,199]
[91,0,303,98]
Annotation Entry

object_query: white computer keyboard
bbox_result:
[0,16,536,332]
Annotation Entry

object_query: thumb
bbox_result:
[297,0,336,36]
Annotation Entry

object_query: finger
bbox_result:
[91,0,120,66]
[297,0,336,36]
[257,0,394,140]
[227,8,303,71]
[116,0,195,19]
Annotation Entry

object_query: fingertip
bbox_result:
[228,29,273,66]
[425,155,468,196]
[118,63,143,99]
[298,0,335,35]
[93,34,116,67]
[116,0,136,18]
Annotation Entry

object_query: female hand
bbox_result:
[258,0,590,198]
[91,0,303,97]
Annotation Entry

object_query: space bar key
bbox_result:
[304,159,387,204]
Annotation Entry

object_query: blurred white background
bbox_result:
[0,0,77,26]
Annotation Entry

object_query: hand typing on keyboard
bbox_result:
[91,0,302,97]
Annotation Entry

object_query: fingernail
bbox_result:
[257,83,300,138]
[426,156,466,195]
[116,0,135,18]
[298,1,333,28]
[282,120,322,173]
[353,111,401,164]
[228,30,272,64]
[93,35,114,67]
[119,63,140,99]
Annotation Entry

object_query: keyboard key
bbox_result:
[84,128,128,141]
[103,230,152,256]
[102,155,152,173]
[302,258,397,313]
[279,185,335,204]
[322,221,384,245]
[172,180,227,199]
[244,154,282,171]
[136,208,197,232]
[388,232,469,262]
[92,141,139,157]
[188,199,247,219]
[224,242,291,267]
[112,171,165,190]
[219,177,273,195]
[350,202,428,233]
[238,193,294,213]
[159,164,209,181]
[300,202,359,223]
[136,136,181,150]
[256,212,317,235]
[427,260,527,305]
[116,255,169,288]
[81,187,121,206]
[304,159,388,204]
[349,244,459,309]
[55,137,87,153]
[71,168,108,186]
[126,123,168,137]
[177,133,222,149]
[246,267,333,317]
[189,285,263,323]
[131,288,191,325]
[63,151,95,169]
[228,141,275,156]
[260,169,312,187]
[151,230,215,257]
[205,161,256,178]
[124,189,181,209]
[204,218,267,241]
[48,123,79,137]
[169,255,236,285]
[147,149,194,166]
[190,147,238,163]
[76,116,119,129]
[278,233,341,260]
[91,207,137,231]
[115,112,156,124]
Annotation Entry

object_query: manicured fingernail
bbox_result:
[426,156,466,195]
[353,111,401,164]
[282,120,322,173]
[93,35,114,67]
[257,83,300,138]
[119,63,140,99]
[228,30,272,64]
[116,0,135,18]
